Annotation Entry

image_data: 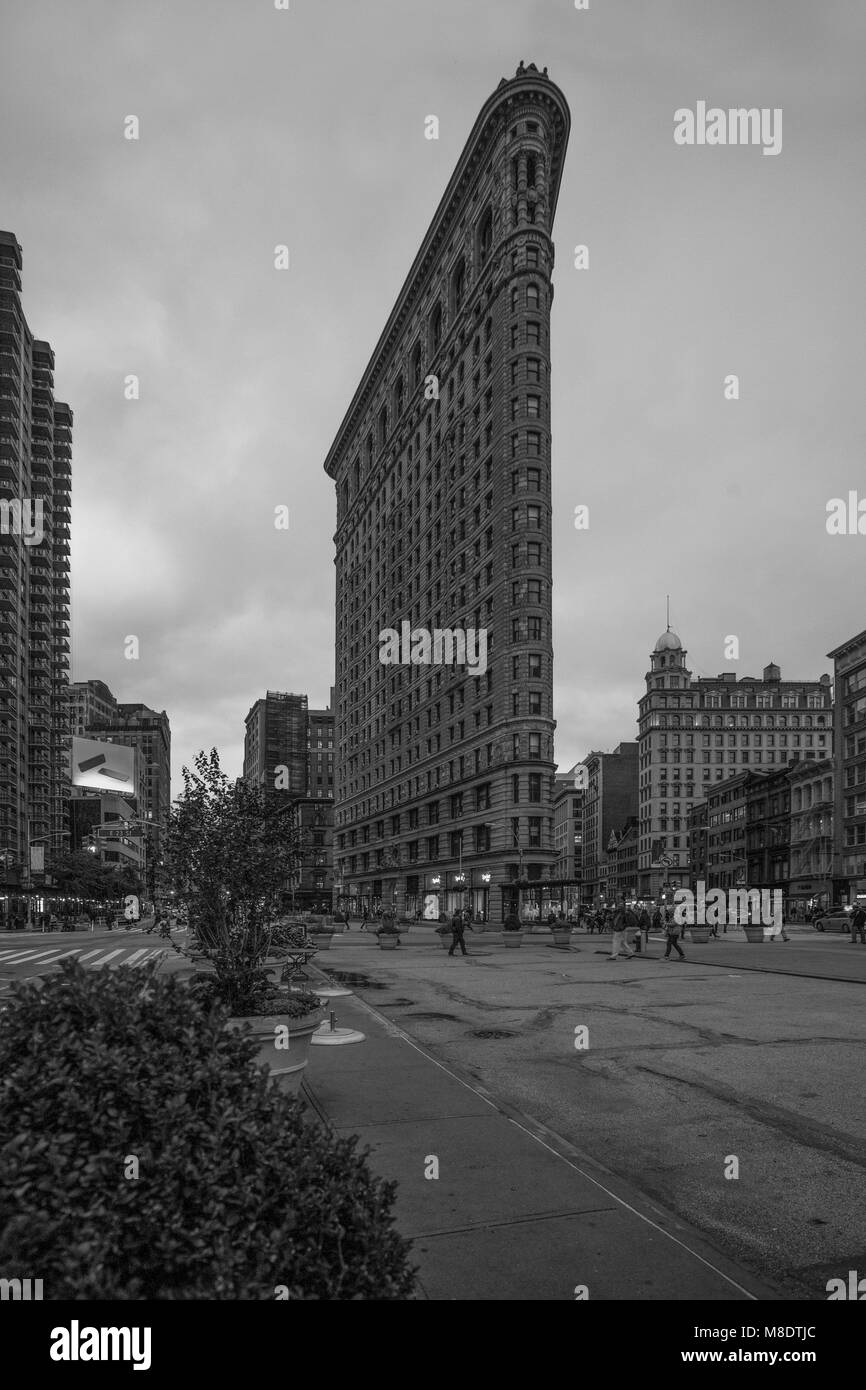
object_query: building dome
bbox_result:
[654,630,682,652]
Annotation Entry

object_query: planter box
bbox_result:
[744,926,765,943]
[308,933,334,950]
[551,928,572,947]
[378,935,399,950]
[689,927,710,944]
[502,932,523,948]
[226,1009,323,1095]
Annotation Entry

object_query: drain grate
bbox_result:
[470,1028,516,1039]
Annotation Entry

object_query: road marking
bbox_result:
[77,949,107,962]
[122,949,149,966]
[83,949,125,968]
[0,948,69,964]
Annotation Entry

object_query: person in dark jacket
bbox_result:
[850,904,866,944]
[663,909,686,961]
[448,908,470,957]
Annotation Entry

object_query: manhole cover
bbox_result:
[470,1029,516,1039]
[409,1011,459,1021]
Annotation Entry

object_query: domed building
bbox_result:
[637,625,833,903]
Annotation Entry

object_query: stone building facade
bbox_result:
[324,66,570,923]
[638,628,833,900]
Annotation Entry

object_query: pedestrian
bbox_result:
[637,904,651,950]
[663,911,686,961]
[448,908,471,957]
[850,903,866,944]
[361,906,368,932]
[607,900,635,961]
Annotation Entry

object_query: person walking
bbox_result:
[637,904,652,951]
[448,907,471,957]
[663,910,686,961]
[361,906,368,932]
[850,903,866,944]
[607,899,635,961]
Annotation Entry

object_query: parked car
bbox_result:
[813,907,852,933]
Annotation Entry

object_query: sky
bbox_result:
[2,0,864,795]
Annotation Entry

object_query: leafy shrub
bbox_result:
[503,913,522,931]
[0,963,415,1300]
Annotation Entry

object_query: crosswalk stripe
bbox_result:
[131,949,165,967]
[122,949,149,966]
[47,949,84,962]
[0,948,67,964]
[83,949,125,968]
[77,949,106,962]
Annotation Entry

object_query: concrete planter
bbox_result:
[308,933,334,951]
[226,1008,323,1095]
[689,926,710,944]
[377,934,399,950]
[551,928,572,947]
[744,926,765,944]
[502,932,523,948]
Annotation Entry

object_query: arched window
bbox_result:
[430,303,442,354]
[394,374,404,419]
[478,208,493,268]
[527,282,540,309]
[352,459,359,495]
[379,405,388,448]
[411,342,422,389]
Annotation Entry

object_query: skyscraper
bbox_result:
[0,231,72,915]
[324,66,570,922]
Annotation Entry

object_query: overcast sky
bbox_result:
[2,0,864,793]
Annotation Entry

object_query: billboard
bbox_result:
[71,737,136,796]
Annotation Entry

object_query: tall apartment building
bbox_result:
[325,65,570,922]
[69,678,118,737]
[87,703,171,886]
[579,744,639,905]
[0,231,72,912]
[827,628,866,904]
[243,691,334,800]
[637,628,833,900]
[307,694,335,799]
[552,771,582,892]
[68,678,148,819]
[244,691,309,796]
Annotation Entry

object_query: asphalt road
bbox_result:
[0,922,186,1000]
[314,924,866,1300]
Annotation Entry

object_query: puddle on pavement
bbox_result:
[327,971,388,991]
[408,1011,459,1021]
[470,1028,516,1039]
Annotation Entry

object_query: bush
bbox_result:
[0,963,415,1300]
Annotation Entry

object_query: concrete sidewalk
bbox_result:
[302,976,780,1302]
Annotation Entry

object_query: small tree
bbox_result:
[168,750,305,1014]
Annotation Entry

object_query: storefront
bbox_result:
[501,877,582,922]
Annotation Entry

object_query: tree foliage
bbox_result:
[0,963,415,1300]
[167,750,305,1014]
